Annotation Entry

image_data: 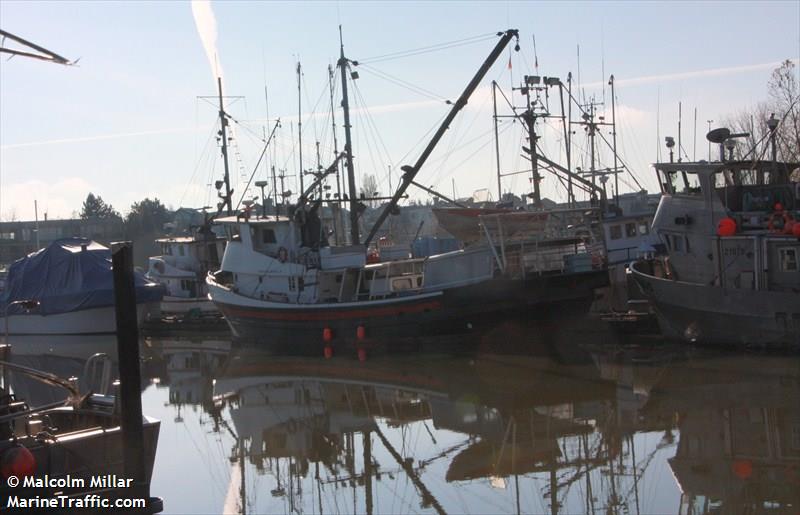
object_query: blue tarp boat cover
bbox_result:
[0,238,164,316]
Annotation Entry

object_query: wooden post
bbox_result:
[111,241,147,498]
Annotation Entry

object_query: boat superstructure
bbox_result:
[630,127,800,346]
[146,228,225,317]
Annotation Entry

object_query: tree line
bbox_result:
[80,193,171,238]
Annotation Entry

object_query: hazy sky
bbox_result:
[1,1,798,221]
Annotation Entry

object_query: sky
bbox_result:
[1,1,798,221]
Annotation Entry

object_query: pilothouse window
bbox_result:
[780,248,798,272]
[261,229,276,244]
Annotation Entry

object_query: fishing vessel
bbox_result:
[0,354,160,507]
[431,73,660,317]
[0,238,164,335]
[630,123,800,347]
[206,30,608,343]
[146,225,225,317]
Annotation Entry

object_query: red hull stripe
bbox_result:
[222,299,442,321]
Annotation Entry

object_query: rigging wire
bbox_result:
[357,63,448,102]
[357,32,497,65]
[179,122,218,208]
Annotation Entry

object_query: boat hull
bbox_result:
[0,410,159,499]
[630,261,800,347]
[209,270,608,344]
[0,303,155,335]
[159,296,218,316]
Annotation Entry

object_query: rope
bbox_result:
[358,32,497,65]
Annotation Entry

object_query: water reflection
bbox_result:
[141,336,799,515]
[4,331,798,514]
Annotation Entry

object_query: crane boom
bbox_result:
[363,29,519,246]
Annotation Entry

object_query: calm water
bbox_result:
[5,322,800,515]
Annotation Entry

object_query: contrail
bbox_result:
[581,58,799,89]
[191,0,223,82]
[1,126,207,149]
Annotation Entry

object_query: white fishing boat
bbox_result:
[205,30,608,344]
[146,229,225,317]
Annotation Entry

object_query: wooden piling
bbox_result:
[111,241,148,499]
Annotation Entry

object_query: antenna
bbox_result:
[693,107,697,161]
[601,24,605,106]
[656,88,661,162]
[677,102,682,163]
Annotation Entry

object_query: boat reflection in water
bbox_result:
[142,331,800,515]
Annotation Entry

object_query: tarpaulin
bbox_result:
[0,238,164,316]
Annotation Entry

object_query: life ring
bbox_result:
[277,247,288,263]
[366,249,380,264]
[768,210,793,233]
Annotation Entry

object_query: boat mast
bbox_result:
[329,64,344,244]
[522,84,542,205]
[338,26,361,246]
[609,75,618,203]
[298,61,305,194]
[567,72,574,206]
[558,78,573,206]
[493,81,502,201]
[217,77,233,216]
[364,29,520,246]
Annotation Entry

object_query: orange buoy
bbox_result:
[323,345,333,359]
[1,445,36,478]
[357,348,367,362]
[356,325,366,340]
[732,459,753,479]
[717,217,737,237]
[323,327,333,343]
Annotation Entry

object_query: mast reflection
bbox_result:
[145,338,799,515]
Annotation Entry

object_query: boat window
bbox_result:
[208,243,219,265]
[779,248,798,272]
[391,277,414,291]
[0,232,14,240]
[625,223,637,238]
[672,234,684,252]
[228,225,241,242]
[664,170,703,196]
[638,221,650,235]
[178,245,185,256]
[261,228,276,244]
[609,225,622,240]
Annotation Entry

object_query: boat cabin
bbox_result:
[650,160,800,290]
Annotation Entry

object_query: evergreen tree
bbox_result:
[80,193,120,219]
